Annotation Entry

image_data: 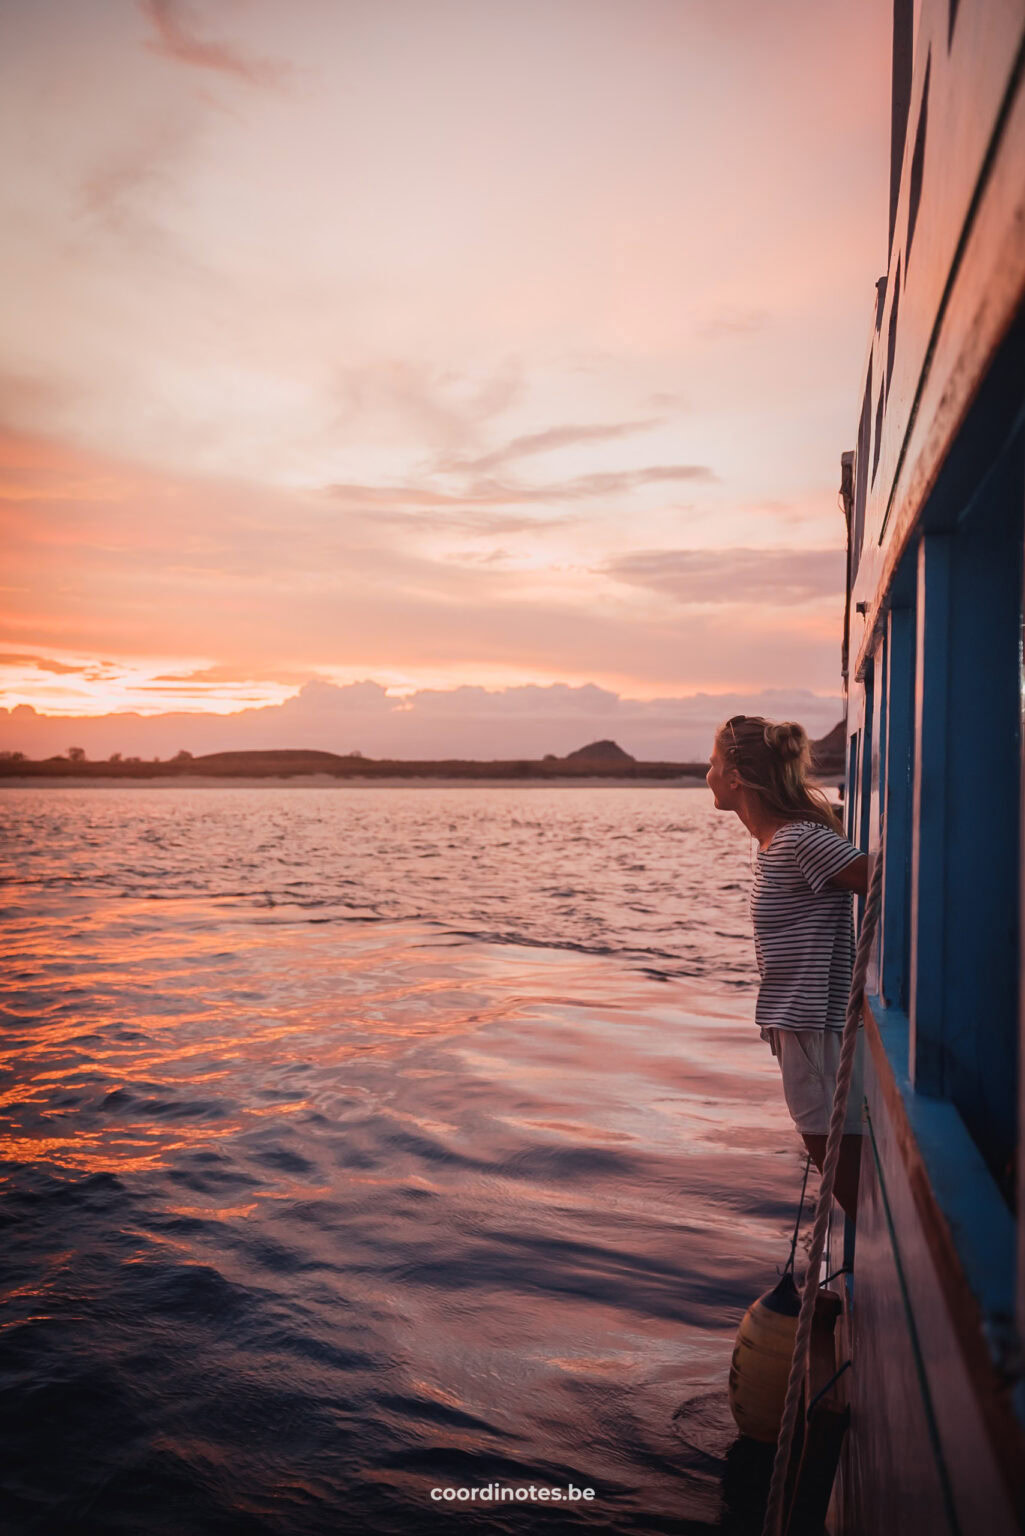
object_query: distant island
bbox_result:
[0,728,846,783]
[0,739,702,782]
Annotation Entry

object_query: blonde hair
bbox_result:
[715,715,842,834]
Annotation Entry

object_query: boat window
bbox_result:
[845,730,860,845]
[852,360,872,577]
[889,0,915,255]
[872,631,887,849]
[906,55,930,268]
[857,664,876,936]
[880,599,916,1012]
[859,664,875,858]
[885,258,902,398]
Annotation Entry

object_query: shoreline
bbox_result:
[0,773,711,789]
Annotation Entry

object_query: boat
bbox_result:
[828,1,1025,1530]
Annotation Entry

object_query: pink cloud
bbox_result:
[139,0,287,88]
[0,427,846,706]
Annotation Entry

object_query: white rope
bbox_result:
[760,843,885,1536]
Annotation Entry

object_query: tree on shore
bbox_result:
[68,747,86,762]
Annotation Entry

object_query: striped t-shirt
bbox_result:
[750,820,863,1035]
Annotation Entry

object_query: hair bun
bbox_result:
[764,721,807,762]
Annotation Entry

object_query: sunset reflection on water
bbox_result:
[1,787,798,1534]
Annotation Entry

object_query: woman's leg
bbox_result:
[801,1132,861,1221]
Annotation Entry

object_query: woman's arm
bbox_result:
[826,853,869,896]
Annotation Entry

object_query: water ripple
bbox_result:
[0,786,803,1534]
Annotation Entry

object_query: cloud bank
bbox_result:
[1,679,842,763]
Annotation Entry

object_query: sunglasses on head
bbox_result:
[726,714,746,746]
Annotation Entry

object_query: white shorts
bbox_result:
[766,1028,864,1136]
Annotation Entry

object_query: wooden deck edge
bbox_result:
[862,995,1025,1516]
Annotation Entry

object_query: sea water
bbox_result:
[0,786,802,1534]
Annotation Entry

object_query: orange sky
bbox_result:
[0,0,892,748]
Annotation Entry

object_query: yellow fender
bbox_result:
[728,1271,800,1442]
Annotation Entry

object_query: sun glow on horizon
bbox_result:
[0,651,843,724]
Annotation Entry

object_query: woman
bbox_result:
[706,715,868,1219]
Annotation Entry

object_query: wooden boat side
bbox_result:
[849,5,1025,678]
[831,4,1025,1531]
[830,997,1021,1534]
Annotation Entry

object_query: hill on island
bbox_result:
[561,740,636,767]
